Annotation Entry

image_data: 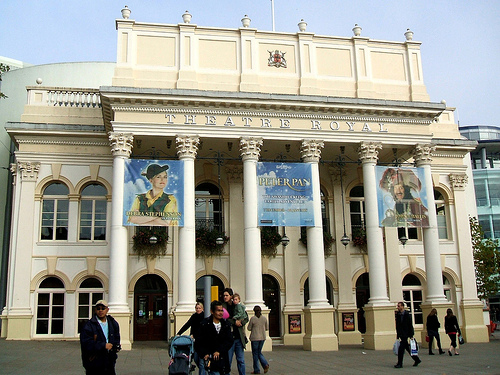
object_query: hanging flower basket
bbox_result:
[132,227,168,259]
[196,227,229,258]
[352,227,367,251]
[260,227,282,258]
[299,230,335,257]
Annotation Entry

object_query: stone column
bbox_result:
[240,137,265,307]
[175,135,199,313]
[358,142,393,350]
[301,140,337,351]
[449,173,488,342]
[5,161,40,340]
[108,132,133,349]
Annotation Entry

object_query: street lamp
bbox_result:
[281,232,290,247]
[399,234,408,247]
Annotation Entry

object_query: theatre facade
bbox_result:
[1,12,488,350]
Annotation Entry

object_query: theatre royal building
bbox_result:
[1,9,488,350]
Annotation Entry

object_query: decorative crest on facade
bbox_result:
[412,144,436,165]
[449,173,468,190]
[267,50,287,68]
[240,137,263,161]
[109,132,134,157]
[225,165,243,183]
[300,140,324,162]
[358,142,382,163]
[18,161,41,182]
[176,135,200,159]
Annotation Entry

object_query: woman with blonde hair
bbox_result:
[426,308,445,355]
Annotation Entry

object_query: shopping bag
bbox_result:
[458,334,464,345]
[393,339,400,355]
[425,335,430,343]
[410,338,419,356]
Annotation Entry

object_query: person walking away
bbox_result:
[177,302,205,375]
[426,308,445,355]
[199,300,233,375]
[445,308,461,356]
[394,301,421,368]
[80,300,121,375]
[247,306,270,374]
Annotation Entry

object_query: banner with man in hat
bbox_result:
[123,159,184,226]
[376,166,429,228]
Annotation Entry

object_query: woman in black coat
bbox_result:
[426,308,445,355]
[177,302,205,375]
[444,308,461,355]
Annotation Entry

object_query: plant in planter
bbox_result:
[132,227,168,259]
[352,227,367,251]
[260,227,283,258]
[299,230,335,257]
[196,227,229,258]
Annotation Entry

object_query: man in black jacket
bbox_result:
[395,301,421,368]
[199,300,234,375]
[80,300,121,374]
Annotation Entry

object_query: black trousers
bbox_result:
[397,338,420,366]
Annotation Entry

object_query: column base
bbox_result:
[282,308,305,346]
[111,312,132,350]
[303,306,338,351]
[460,300,489,343]
[363,304,396,350]
[336,307,362,345]
[5,314,32,340]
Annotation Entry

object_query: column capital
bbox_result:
[109,132,133,157]
[18,161,41,182]
[412,144,436,166]
[449,173,468,191]
[176,135,200,159]
[358,142,382,163]
[240,137,263,161]
[300,140,324,162]
[226,165,243,183]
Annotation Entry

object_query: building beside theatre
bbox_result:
[1,8,488,350]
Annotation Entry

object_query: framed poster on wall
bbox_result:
[342,312,355,331]
[288,314,301,334]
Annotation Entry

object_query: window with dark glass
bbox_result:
[36,277,65,335]
[349,186,365,234]
[77,278,104,333]
[79,184,107,241]
[195,183,223,232]
[402,274,423,326]
[41,183,69,240]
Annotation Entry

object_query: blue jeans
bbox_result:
[251,340,269,374]
[193,352,206,375]
[227,338,245,375]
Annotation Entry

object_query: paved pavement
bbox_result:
[1,333,499,374]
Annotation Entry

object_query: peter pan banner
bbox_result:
[123,159,184,226]
[376,166,429,228]
[257,162,314,227]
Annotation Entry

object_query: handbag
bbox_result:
[458,333,464,345]
[393,339,400,355]
[425,335,430,343]
[410,338,419,356]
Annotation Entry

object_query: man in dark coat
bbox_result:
[80,300,121,375]
[394,301,421,368]
[199,300,234,375]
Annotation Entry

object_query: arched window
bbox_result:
[435,190,449,240]
[41,183,69,240]
[36,277,65,335]
[195,183,223,232]
[443,275,452,302]
[402,274,423,326]
[79,183,107,241]
[77,278,104,333]
[349,186,365,235]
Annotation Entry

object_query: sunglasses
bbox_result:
[95,306,107,311]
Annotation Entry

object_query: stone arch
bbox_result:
[300,271,337,292]
[128,269,172,293]
[75,177,113,201]
[264,269,285,293]
[401,268,427,284]
[35,175,75,198]
[195,270,229,289]
[352,266,369,290]
[70,270,109,292]
[443,267,461,288]
[31,271,71,292]
[195,178,229,198]
[435,183,453,204]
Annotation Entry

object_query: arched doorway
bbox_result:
[196,275,225,312]
[355,273,370,334]
[263,274,281,338]
[134,274,168,341]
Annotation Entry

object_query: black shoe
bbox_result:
[448,350,452,356]
[439,350,445,355]
[455,353,459,355]
[394,364,402,368]
[413,358,421,367]
[429,352,434,355]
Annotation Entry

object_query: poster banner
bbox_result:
[257,162,314,227]
[123,159,184,226]
[376,166,429,228]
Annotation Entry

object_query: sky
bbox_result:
[1,1,499,127]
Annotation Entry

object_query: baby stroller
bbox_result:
[168,335,196,375]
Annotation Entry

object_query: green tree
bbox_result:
[0,63,11,99]
[470,216,500,299]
